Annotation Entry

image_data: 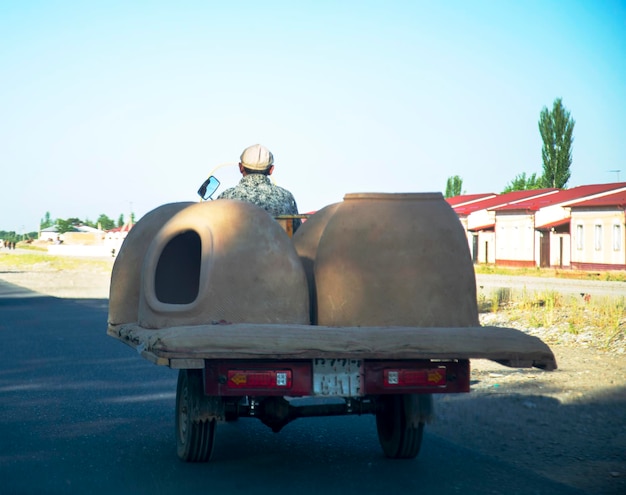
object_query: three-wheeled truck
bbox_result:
[107,186,556,462]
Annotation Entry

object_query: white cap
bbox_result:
[240,144,274,171]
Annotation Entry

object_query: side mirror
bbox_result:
[197,176,220,200]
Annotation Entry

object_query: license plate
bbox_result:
[312,358,363,397]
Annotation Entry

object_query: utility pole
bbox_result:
[608,170,621,182]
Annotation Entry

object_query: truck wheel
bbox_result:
[175,369,216,462]
[375,394,424,459]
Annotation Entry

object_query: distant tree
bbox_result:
[0,230,18,243]
[538,98,575,188]
[56,219,73,234]
[117,214,125,228]
[40,211,53,230]
[97,214,115,231]
[82,218,96,228]
[444,175,464,198]
[56,217,81,234]
[502,172,543,193]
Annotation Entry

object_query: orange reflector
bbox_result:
[227,370,292,389]
[383,368,446,387]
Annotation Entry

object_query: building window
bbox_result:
[576,225,583,250]
[613,224,622,251]
[594,224,602,251]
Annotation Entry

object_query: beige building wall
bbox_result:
[571,209,626,269]
[495,213,535,266]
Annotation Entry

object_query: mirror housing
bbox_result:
[197,176,220,200]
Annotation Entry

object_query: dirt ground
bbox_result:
[431,346,625,494]
[0,258,624,494]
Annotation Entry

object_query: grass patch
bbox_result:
[482,287,625,350]
[478,287,515,313]
[16,243,48,252]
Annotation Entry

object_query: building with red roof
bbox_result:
[447,189,557,264]
[445,193,496,208]
[447,182,626,270]
[490,183,626,268]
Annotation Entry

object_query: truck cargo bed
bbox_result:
[107,322,557,371]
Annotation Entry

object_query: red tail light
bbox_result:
[205,361,312,396]
[383,368,447,387]
[364,360,470,394]
[226,370,292,389]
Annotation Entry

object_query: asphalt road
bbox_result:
[0,281,587,495]
[476,273,626,299]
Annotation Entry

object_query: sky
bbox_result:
[1,0,625,233]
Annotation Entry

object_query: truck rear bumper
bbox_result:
[203,358,470,397]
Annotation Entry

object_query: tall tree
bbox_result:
[538,98,575,188]
[444,175,464,198]
[40,211,53,229]
[502,172,542,193]
[117,214,125,228]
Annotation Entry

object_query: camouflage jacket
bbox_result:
[217,174,302,231]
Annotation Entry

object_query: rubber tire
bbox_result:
[375,394,424,459]
[175,369,216,462]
